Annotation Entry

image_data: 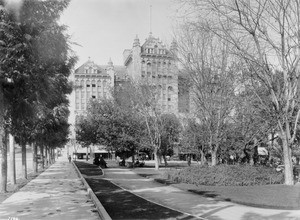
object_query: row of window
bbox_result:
[141,72,173,79]
[142,60,171,66]
[75,94,107,110]
[145,48,167,55]
[84,68,98,74]
[75,91,107,99]
[75,80,108,86]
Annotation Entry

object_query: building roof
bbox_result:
[74,59,127,80]
[75,60,109,77]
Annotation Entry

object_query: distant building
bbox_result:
[123,33,179,114]
[68,58,126,122]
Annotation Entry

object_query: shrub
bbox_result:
[165,164,284,186]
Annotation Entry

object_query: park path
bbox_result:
[0,156,100,220]
[103,167,300,220]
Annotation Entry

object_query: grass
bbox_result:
[82,159,300,209]
[174,183,300,209]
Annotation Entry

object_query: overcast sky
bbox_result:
[60,0,178,68]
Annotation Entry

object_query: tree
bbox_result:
[181,118,209,165]
[76,96,146,164]
[0,0,75,191]
[159,113,181,166]
[176,22,237,166]
[179,0,300,185]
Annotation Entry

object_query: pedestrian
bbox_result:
[68,155,71,163]
[187,155,191,166]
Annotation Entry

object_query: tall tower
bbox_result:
[123,33,179,114]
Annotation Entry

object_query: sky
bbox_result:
[60,0,178,68]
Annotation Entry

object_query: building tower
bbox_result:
[123,33,179,114]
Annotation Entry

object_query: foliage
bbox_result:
[76,98,146,158]
[180,118,209,163]
[0,0,75,191]
[1,0,75,146]
[159,113,181,163]
[166,165,284,186]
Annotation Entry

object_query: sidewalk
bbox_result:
[0,157,100,220]
[103,167,300,220]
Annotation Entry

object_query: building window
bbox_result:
[75,102,79,110]
[168,97,171,101]
[92,95,96,99]
[87,84,90,87]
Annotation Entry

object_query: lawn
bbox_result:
[113,161,300,210]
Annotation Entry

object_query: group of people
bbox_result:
[117,157,145,167]
[93,156,107,168]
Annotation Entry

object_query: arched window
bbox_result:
[80,80,84,90]
[86,80,91,89]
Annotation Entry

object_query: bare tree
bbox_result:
[176,23,237,166]
[178,0,300,185]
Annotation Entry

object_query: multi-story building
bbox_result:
[123,33,179,114]
[68,34,190,159]
[68,58,126,129]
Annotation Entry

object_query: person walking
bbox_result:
[68,155,71,163]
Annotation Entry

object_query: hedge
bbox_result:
[164,164,284,186]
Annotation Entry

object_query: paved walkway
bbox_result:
[103,167,300,220]
[0,157,99,220]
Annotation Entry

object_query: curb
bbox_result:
[72,161,112,220]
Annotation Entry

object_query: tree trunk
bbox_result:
[21,142,27,179]
[200,149,206,165]
[9,134,16,184]
[40,146,44,169]
[50,148,53,164]
[281,134,294,185]
[0,130,7,193]
[154,146,159,170]
[90,145,94,162]
[0,84,7,193]
[211,150,217,166]
[162,154,168,167]
[45,146,48,167]
[32,142,38,174]
[86,146,89,161]
[52,148,55,163]
[47,147,51,165]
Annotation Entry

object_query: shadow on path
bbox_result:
[74,161,197,220]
